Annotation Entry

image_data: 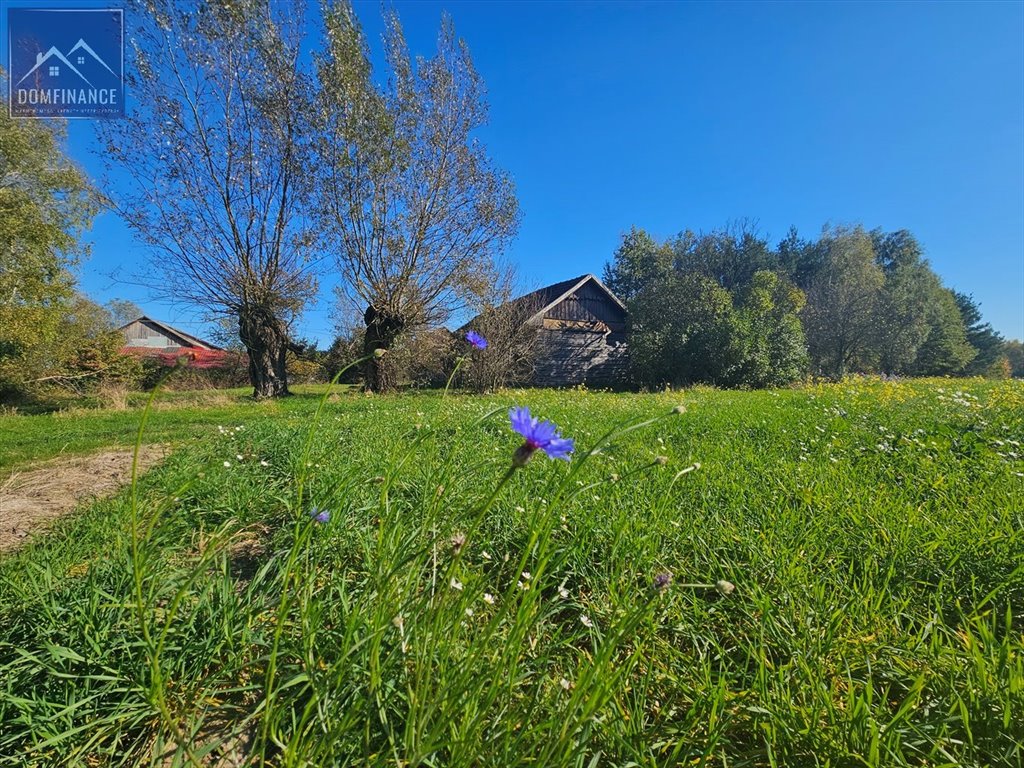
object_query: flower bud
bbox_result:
[673,405,687,414]
[654,455,669,466]
[715,579,735,596]
[373,348,388,359]
[512,443,536,468]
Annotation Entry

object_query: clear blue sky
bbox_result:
[13,0,1024,343]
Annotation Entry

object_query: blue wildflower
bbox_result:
[465,330,488,350]
[308,507,330,524]
[509,406,574,466]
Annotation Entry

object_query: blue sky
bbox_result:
[7,0,1023,343]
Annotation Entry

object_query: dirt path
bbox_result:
[0,446,169,553]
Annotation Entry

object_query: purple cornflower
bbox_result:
[308,507,330,524]
[465,330,488,350]
[509,406,574,466]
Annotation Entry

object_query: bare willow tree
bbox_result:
[99,0,315,398]
[313,3,520,392]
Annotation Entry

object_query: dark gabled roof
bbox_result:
[513,274,591,313]
[459,273,626,332]
[520,273,626,323]
[118,316,223,351]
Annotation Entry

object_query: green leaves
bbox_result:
[0,93,131,403]
[607,227,807,388]
[606,222,994,385]
[313,4,520,390]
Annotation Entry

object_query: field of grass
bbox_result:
[0,385,351,471]
[1,378,1022,766]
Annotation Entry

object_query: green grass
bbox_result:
[1,379,1022,766]
[0,385,348,471]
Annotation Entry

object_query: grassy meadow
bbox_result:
[0,378,1022,766]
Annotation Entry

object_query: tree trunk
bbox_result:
[239,307,290,399]
[363,305,405,393]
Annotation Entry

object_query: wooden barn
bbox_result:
[484,274,630,388]
[119,316,227,367]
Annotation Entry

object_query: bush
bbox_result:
[137,353,249,391]
[458,297,542,393]
[403,329,457,388]
[286,351,323,384]
[984,356,1012,380]
[323,333,364,384]
[0,295,143,406]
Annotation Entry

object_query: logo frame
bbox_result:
[7,6,125,120]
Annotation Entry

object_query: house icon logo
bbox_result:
[7,8,124,119]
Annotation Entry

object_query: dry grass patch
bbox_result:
[0,445,169,553]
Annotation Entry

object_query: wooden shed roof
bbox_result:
[118,316,223,351]
[459,274,627,333]
[519,273,626,323]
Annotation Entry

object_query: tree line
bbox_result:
[604,223,1021,388]
[0,111,141,403]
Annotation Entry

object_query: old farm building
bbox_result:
[491,274,630,388]
[119,316,227,367]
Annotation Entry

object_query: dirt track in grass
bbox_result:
[0,446,169,553]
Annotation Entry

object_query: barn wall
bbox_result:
[121,320,186,351]
[532,328,630,388]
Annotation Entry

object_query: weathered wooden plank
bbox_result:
[531,328,630,388]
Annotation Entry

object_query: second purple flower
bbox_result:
[308,507,330,524]
[465,330,488,350]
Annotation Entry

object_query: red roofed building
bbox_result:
[118,316,231,368]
